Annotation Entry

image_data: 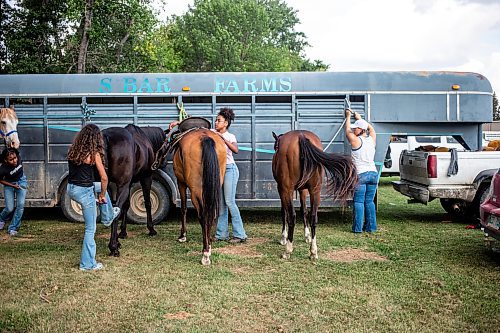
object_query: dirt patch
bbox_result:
[213,237,268,258]
[0,234,35,242]
[323,248,388,263]
[163,311,193,320]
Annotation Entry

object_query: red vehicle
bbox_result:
[479,168,500,244]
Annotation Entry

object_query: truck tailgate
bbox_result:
[399,151,430,184]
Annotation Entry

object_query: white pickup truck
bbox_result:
[392,150,500,216]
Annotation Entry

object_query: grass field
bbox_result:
[0,177,499,333]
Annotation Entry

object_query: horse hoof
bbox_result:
[148,230,157,237]
[305,236,312,244]
[178,236,187,243]
[201,257,211,265]
[110,251,120,257]
[118,232,128,239]
[280,238,287,246]
[310,253,319,261]
[281,252,290,259]
[117,242,122,249]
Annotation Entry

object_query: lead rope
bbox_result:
[81,102,96,122]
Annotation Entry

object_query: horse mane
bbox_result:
[138,126,167,152]
[0,108,17,120]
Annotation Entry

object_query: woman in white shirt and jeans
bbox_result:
[213,108,248,243]
[344,109,378,233]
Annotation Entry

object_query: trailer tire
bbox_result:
[126,180,170,225]
[60,183,95,223]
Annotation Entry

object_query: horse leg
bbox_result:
[141,176,156,237]
[114,183,130,240]
[300,189,311,244]
[178,183,188,243]
[280,206,288,245]
[119,196,131,239]
[108,212,121,257]
[280,192,295,259]
[309,190,320,261]
[200,217,212,266]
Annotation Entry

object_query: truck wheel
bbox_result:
[127,179,171,225]
[467,183,491,217]
[60,183,99,223]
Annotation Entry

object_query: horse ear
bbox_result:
[272,131,278,141]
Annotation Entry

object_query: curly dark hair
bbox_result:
[1,147,19,162]
[218,107,235,128]
[67,123,104,165]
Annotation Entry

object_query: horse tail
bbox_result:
[201,136,221,226]
[297,136,358,202]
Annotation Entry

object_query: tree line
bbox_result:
[0,0,328,74]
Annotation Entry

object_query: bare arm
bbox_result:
[94,153,108,203]
[216,132,239,154]
[0,180,20,189]
[354,112,377,143]
[344,110,361,149]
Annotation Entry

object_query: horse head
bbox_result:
[0,107,20,149]
[272,131,283,151]
[151,140,169,171]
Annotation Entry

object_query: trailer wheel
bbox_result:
[60,183,97,223]
[127,180,170,225]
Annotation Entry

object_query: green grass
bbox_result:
[0,177,499,333]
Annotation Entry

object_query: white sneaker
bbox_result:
[112,207,121,220]
[102,207,121,227]
[8,230,17,237]
[80,262,104,271]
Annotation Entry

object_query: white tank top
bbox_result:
[351,136,377,174]
[221,131,236,165]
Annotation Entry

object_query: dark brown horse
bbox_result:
[102,124,166,257]
[272,130,358,260]
[171,128,226,265]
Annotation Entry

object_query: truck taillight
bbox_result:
[427,155,437,178]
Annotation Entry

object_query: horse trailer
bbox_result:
[0,72,493,223]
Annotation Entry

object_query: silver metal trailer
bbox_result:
[0,71,493,223]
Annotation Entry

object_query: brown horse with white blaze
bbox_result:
[173,128,226,265]
[272,130,358,260]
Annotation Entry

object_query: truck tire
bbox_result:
[127,179,170,225]
[467,183,491,217]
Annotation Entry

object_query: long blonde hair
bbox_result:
[67,124,104,165]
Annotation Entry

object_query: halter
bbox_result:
[0,129,18,138]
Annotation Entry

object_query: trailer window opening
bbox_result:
[182,96,212,104]
[86,97,133,104]
[48,98,82,104]
[216,96,251,104]
[10,98,44,105]
[255,96,291,103]
[138,97,176,104]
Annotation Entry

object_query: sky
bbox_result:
[158,0,500,93]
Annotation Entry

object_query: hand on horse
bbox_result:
[169,121,180,130]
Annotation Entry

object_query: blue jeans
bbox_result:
[67,182,113,270]
[352,171,378,233]
[0,175,28,233]
[216,163,247,240]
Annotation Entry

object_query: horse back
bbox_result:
[272,130,322,188]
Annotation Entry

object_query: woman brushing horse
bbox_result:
[272,130,358,260]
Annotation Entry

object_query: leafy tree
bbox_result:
[494,91,500,121]
[168,0,328,72]
[1,0,69,74]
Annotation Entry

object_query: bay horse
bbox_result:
[272,130,358,260]
[0,107,20,149]
[102,124,166,257]
[157,128,226,265]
